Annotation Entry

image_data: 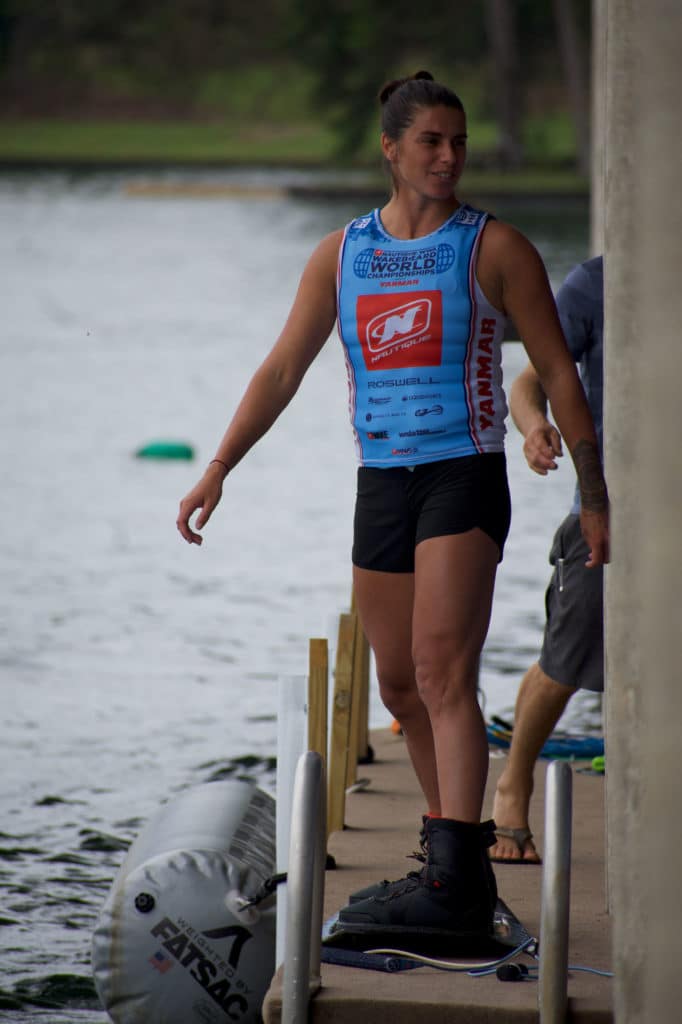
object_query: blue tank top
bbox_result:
[336,205,508,467]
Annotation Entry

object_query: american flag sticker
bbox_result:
[149,950,174,974]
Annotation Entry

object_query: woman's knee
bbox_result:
[374,661,419,718]
[412,638,479,710]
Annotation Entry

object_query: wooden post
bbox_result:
[350,587,371,764]
[346,613,370,786]
[307,638,328,768]
[327,613,356,836]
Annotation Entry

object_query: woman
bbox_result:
[177,72,609,942]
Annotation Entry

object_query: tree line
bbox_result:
[0,0,592,171]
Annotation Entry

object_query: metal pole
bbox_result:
[538,760,573,1023]
[309,765,326,987]
[281,751,325,1024]
[276,675,309,966]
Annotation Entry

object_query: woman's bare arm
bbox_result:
[176,229,342,544]
[478,221,609,565]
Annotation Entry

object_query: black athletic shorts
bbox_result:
[539,513,604,692]
[352,453,511,573]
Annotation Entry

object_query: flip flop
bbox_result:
[489,826,542,865]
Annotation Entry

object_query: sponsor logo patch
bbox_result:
[356,291,442,370]
[353,244,455,279]
[398,428,446,437]
[414,404,444,417]
[368,376,440,389]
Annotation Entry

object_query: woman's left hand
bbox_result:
[580,507,610,567]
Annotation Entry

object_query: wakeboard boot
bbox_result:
[333,816,498,950]
[348,816,428,903]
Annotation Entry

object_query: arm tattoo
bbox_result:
[572,440,608,512]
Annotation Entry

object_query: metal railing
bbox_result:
[281,751,326,1024]
[539,760,573,1023]
[280,745,574,1022]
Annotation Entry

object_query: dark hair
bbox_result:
[378,70,465,141]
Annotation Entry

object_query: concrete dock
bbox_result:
[263,727,612,1022]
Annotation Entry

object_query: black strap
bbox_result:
[241,871,288,907]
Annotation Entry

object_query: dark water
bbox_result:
[0,168,598,1020]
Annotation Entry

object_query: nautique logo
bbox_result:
[367,298,432,353]
[356,291,443,370]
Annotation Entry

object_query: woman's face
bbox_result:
[382,104,468,200]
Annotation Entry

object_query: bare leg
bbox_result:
[489,661,574,861]
[352,565,441,814]
[412,529,499,823]
[340,532,500,933]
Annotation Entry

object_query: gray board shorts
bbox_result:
[539,513,604,692]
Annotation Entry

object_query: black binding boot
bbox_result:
[334,817,498,946]
[348,816,428,903]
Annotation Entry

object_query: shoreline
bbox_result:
[0,159,589,205]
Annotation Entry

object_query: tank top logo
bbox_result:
[353,243,455,280]
[453,207,482,226]
[356,291,443,370]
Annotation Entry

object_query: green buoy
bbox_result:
[135,441,195,460]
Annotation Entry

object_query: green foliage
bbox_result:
[0,0,291,109]
[286,0,488,156]
[0,0,588,169]
[0,116,338,163]
[0,109,581,174]
[194,65,318,121]
[524,111,576,162]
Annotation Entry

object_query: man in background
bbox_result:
[489,255,605,863]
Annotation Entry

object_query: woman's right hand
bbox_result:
[523,422,563,475]
[176,463,226,545]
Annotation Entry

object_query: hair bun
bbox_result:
[378,78,406,105]
[378,70,434,105]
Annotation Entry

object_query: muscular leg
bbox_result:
[340,531,499,933]
[412,529,499,823]
[489,661,574,861]
[352,565,441,814]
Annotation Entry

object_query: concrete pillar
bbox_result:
[603,4,643,1013]
[605,2,682,1021]
[634,6,682,1020]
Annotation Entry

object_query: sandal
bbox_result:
[489,826,542,864]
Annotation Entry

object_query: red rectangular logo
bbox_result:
[356,291,443,370]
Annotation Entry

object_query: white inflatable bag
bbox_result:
[92,781,276,1024]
